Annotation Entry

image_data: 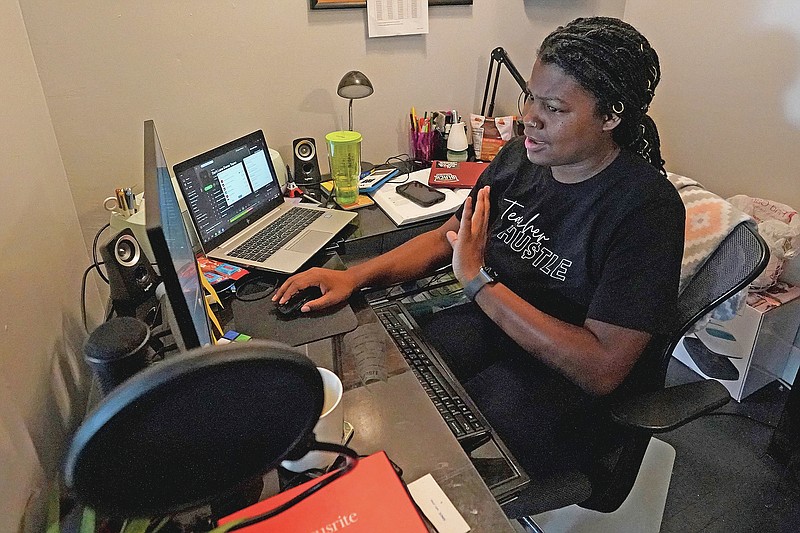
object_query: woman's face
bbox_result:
[522,58,619,182]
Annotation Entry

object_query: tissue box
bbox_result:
[672,282,800,401]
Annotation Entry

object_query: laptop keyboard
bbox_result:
[229,207,324,262]
[375,302,491,450]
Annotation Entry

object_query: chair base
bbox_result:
[520,438,675,533]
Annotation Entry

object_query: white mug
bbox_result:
[281,367,344,472]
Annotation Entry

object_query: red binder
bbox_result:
[428,160,489,189]
[218,452,428,532]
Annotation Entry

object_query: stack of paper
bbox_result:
[369,169,470,226]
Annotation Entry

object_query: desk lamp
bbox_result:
[63,341,358,527]
[337,70,373,131]
[336,70,375,173]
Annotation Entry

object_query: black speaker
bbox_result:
[292,137,322,186]
[101,228,159,316]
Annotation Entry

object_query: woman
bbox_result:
[275,17,685,481]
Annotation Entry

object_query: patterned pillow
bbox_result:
[667,173,753,329]
[668,173,752,292]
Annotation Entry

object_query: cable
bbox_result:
[92,223,111,284]
[81,262,104,332]
[517,89,528,117]
[384,154,415,184]
[227,444,360,530]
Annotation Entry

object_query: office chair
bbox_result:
[512,221,770,530]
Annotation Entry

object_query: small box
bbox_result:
[672,282,800,401]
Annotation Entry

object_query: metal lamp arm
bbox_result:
[481,47,529,117]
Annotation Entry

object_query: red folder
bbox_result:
[218,452,428,532]
[428,160,489,189]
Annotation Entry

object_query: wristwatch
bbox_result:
[463,266,499,301]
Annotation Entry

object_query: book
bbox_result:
[370,169,470,226]
[218,451,428,532]
[428,160,489,189]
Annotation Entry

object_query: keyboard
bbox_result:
[230,207,323,262]
[375,302,491,450]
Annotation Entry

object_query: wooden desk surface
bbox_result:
[301,297,514,532]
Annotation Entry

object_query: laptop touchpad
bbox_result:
[288,230,331,253]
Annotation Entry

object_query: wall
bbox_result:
[624,0,800,377]
[624,0,800,209]
[0,0,104,530]
[18,0,625,257]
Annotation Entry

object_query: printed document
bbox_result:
[367,0,428,38]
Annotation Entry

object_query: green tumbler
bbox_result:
[325,130,362,206]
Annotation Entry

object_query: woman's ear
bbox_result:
[602,113,622,132]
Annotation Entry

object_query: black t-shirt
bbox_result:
[457,136,685,335]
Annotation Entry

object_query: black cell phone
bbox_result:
[395,181,446,208]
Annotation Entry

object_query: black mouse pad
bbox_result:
[231,292,358,347]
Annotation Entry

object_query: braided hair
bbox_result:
[538,17,666,175]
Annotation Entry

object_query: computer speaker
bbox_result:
[101,228,159,316]
[292,137,322,186]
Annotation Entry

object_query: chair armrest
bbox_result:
[610,380,730,432]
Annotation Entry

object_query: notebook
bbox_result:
[174,130,356,274]
[428,160,489,189]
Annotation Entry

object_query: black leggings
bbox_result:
[418,302,604,477]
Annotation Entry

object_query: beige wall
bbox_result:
[1,0,103,529]
[18,0,625,255]
[625,0,800,208]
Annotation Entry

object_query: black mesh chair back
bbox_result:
[674,222,770,343]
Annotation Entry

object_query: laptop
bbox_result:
[174,130,357,274]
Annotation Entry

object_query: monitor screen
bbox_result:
[144,120,213,350]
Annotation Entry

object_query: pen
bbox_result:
[124,188,135,214]
[115,188,128,216]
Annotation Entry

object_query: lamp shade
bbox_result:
[337,71,374,100]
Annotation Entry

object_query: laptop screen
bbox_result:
[174,130,284,252]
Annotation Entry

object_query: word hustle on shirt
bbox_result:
[497,199,572,281]
[309,513,358,533]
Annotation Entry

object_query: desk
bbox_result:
[225,250,513,530]
[333,203,450,265]
[297,296,514,532]
[212,191,515,528]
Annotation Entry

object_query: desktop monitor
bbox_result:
[144,120,213,350]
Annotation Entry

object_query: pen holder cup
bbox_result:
[410,130,438,166]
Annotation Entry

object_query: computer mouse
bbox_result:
[276,286,323,317]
